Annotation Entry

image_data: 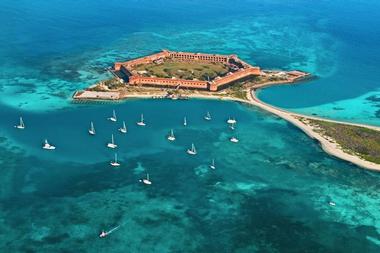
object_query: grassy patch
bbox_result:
[305,119,380,164]
[134,60,229,81]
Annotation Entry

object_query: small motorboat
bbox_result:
[15,117,25,129]
[187,143,197,155]
[136,114,146,126]
[183,117,187,126]
[108,110,117,122]
[110,153,120,167]
[99,231,108,238]
[107,134,117,149]
[167,129,175,141]
[89,121,96,135]
[230,137,239,143]
[119,121,127,134]
[204,111,211,121]
[209,159,216,169]
[42,139,56,150]
[229,123,236,130]
[329,201,336,206]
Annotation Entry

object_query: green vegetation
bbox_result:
[134,60,229,81]
[305,119,380,164]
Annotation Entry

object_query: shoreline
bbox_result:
[72,76,380,172]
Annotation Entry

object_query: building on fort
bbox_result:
[112,50,261,91]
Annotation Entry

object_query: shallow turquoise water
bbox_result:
[1,0,380,252]
[1,99,380,252]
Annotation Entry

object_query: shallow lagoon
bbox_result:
[0,99,380,252]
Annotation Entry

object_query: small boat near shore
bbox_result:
[140,173,152,185]
[230,137,239,143]
[89,121,96,135]
[110,153,120,167]
[15,117,25,129]
[209,159,216,169]
[119,121,127,133]
[107,134,117,149]
[167,129,175,141]
[187,143,197,155]
[42,139,56,150]
[137,114,146,126]
[204,112,212,121]
[227,117,237,124]
[108,110,117,122]
[183,117,187,126]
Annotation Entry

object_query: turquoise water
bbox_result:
[1,0,380,252]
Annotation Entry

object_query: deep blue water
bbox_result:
[1,0,380,252]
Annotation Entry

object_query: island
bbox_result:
[73,50,380,171]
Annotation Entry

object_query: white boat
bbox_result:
[42,139,56,150]
[209,159,216,169]
[110,153,120,167]
[230,137,239,143]
[140,173,152,185]
[204,111,212,121]
[229,122,236,130]
[88,121,96,135]
[15,117,25,129]
[108,110,117,122]
[167,129,176,141]
[119,121,127,133]
[107,134,117,149]
[136,114,146,126]
[227,117,237,124]
[183,117,187,126]
[329,201,336,206]
[187,143,197,155]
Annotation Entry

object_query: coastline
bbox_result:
[72,75,380,172]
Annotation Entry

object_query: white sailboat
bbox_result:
[204,111,211,121]
[108,110,117,122]
[187,143,197,155]
[107,134,117,149]
[167,129,176,141]
[209,159,216,169]
[15,117,25,129]
[183,117,187,126]
[88,121,96,135]
[42,139,56,150]
[110,153,120,167]
[227,117,237,124]
[136,114,146,126]
[140,173,152,185]
[119,121,127,133]
[230,136,239,143]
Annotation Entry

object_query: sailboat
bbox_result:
[140,173,152,185]
[110,153,120,167]
[107,134,117,148]
[15,117,25,129]
[209,159,216,169]
[108,110,117,122]
[204,111,212,121]
[42,139,56,150]
[136,114,146,126]
[88,121,96,135]
[227,117,237,124]
[187,143,197,155]
[119,121,127,133]
[230,136,239,143]
[183,117,187,126]
[167,129,175,141]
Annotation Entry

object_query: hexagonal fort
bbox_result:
[113,50,261,91]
